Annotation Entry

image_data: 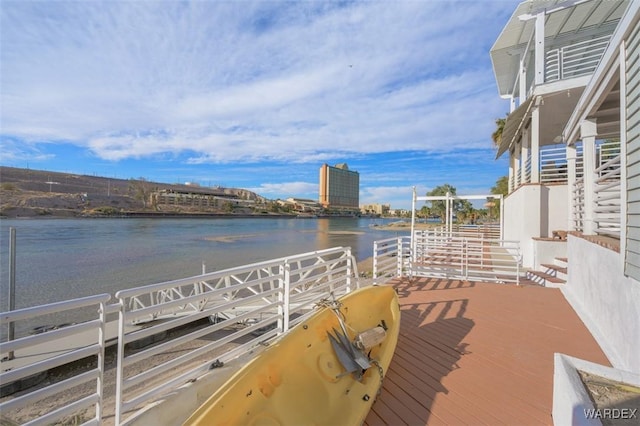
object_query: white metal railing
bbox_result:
[576,142,584,178]
[0,247,360,425]
[431,224,501,240]
[0,294,111,426]
[572,178,585,232]
[540,144,568,183]
[113,247,358,424]
[372,232,521,285]
[523,152,532,184]
[594,151,621,238]
[545,34,612,82]
[411,231,522,284]
[571,141,620,236]
[372,237,409,284]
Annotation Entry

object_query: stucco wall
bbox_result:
[545,185,568,236]
[563,235,640,373]
[532,239,566,270]
[505,185,539,268]
[504,184,567,268]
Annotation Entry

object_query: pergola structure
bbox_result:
[409,187,504,238]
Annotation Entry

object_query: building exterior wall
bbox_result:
[504,184,567,268]
[318,163,359,208]
[546,185,568,236]
[564,236,640,372]
[625,18,640,281]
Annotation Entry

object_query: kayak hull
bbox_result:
[184,284,400,425]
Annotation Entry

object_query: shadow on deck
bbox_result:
[365,277,609,426]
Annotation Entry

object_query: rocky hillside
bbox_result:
[0,166,268,218]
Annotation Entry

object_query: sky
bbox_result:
[0,0,519,210]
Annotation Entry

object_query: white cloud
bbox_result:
[1,0,517,164]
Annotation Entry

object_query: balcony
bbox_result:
[545,34,612,83]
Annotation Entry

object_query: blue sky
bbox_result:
[1,0,518,210]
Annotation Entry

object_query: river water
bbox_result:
[0,217,405,315]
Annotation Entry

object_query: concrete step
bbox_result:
[554,257,568,267]
[541,263,568,281]
[526,270,566,287]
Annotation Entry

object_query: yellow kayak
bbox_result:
[184,284,400,425]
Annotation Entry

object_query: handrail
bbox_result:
[373,232,521,285]
[545,34,612,82]
[0,247,360,425]
[540,144,568,183]
[594,150,621,239]
[114,246,358,424]
[0,293,110,425]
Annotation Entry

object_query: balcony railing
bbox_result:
[594,151,621,238]
[540,145,568,183]
[545,34,612,82]
[572,178,585,232]
[571,140,621,238]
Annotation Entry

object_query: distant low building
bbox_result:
[283,197,322,212]
[360,203,390,216]
[150,188,256,210]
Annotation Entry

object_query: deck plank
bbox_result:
[365,277,610,425]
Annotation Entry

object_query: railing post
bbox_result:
[96,300,107,423]
[114,299,126,426]
[373,241,379,284]
[463,239,468,281]
[283,260,290,331]
[396,237,403,278]
[277,261,290,334]
[7,227,16,360]
[346,247,353,291]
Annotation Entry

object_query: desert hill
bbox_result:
[0,166,269,218]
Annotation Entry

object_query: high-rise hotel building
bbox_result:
[319,163,359,209]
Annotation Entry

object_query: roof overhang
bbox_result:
[563,0,639,144]
[491,0,628,98]
[496,85,585,159]
[496,96,534,159]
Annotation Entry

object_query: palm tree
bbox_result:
[492,116,507,148]
[488,176,508,219]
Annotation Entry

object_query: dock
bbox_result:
[365,277,609,425]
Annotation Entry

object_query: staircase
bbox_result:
[527,257,567,287]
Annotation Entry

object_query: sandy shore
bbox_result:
[371,221,442,231]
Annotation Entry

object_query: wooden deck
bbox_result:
[365,277,610,425]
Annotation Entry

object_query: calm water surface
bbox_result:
[0,217,405,313]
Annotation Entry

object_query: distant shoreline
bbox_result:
[370,221,442,231]
[0,212,381,220]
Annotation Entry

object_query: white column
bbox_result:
[619,41,627,267]
[531,103,541,183]
[522,129,530,183]
[514,148,521,188]
[535,12,545,85]
[519,56,527,105]
[508,156,515,193]
[566,143,577,231]
[581,119,597,235]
